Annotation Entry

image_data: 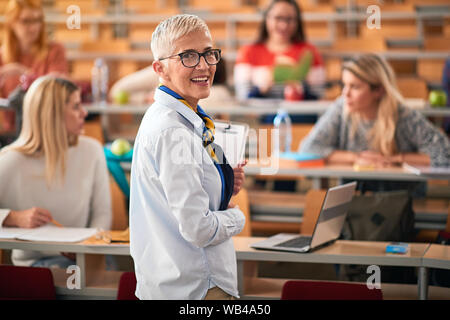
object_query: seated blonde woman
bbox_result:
[0,76,111,268]
[299,54,450,193]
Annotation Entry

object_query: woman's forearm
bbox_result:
[397,153,431,166]
[326,151,357,165]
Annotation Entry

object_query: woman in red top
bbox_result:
[0,0,68,133]
[234,0,326,102]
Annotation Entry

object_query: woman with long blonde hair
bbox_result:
[300,54,450,193]
[0,76,111,268]
[0,0,68,132]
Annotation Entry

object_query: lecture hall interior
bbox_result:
[0,0,449,302]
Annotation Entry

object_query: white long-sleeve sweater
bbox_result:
[0,136,112,266]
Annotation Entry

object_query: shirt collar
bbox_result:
[154,88,204,133]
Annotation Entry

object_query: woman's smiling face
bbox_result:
[155,30,216,108]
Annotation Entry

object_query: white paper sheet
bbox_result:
[0,225,97,242]
[214,121,249,168]
[0,227,28,239]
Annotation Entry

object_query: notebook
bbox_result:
[0,225,98,243]
[251,181,357,253]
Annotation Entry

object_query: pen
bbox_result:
[51,219,63,228]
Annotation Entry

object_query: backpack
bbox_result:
[339,190,416,283]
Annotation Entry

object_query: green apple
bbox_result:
[111,138,132,156]
[429,90,447,107]
[113,89,129,105]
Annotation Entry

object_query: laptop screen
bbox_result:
[309,182,357,249]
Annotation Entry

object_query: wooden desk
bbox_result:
[0,237,129,299]
[0,237,446,300]
[423,244,450,270]
[233,237,431,300]
[83,99,450,117]
[245,162,433,184]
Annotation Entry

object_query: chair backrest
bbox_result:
[424,36,450,51]
[232,188,252,237]
[396,77,429,100]
[300,189,327,236]
[0,265,56,300]
[332,37,387,52]
[80,40,130,53]
[258,124,314,158]
[446,204,450,233]
[117,271,138,300]
[417,59,445,82]
[281,280,383,300]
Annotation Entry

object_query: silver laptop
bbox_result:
[251,181,357,253]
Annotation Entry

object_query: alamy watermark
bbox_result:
[66,5,81,30]
[66,265,81,290]
[366,265,382,289]
[166,127,280,174]
[366,5,381,30]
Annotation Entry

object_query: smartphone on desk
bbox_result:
[386,242,409,254]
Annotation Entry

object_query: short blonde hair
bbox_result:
[151,14,211,60]
[3,76,79,186]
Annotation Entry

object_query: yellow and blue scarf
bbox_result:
[158,85,234,210]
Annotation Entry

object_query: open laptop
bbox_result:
[251,181,357,253]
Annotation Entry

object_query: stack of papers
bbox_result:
[0,225,98,243]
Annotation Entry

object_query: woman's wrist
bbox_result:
[390,153,404,164]
[2,210,17,227]
[351,151,359,164]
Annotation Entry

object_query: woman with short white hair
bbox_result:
[0,76,111,268]
[130,14,246,300]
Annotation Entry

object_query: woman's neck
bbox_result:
[359,103,379,121]
[266,38,291,53]
[159,84,198,112]
[19,41,34,56]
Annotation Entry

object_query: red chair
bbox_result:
[281,280,383,300]
[0,265,56,300]
[117,271,138,300]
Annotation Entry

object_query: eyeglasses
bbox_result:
[269,15,297,25]
[159,49,221,68]
[17,17,43,26]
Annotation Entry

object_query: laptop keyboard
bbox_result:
[275,236,312,248]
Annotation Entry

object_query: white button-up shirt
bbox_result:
[130,89,245,300]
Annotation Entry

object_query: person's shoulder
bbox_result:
[0,149,26,171]
[47,41,66,53]
[77,135,103,153]
[292,42,323,63]
[239,43,265,52]
[236,43,267,62]
[397,104,423,122]
[139,103,194,139]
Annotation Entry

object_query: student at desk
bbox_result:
[234,0,326,106]
[299,54,450,193]
[0,0,68,134]
[130,14,246,300]
[0,76,111,268]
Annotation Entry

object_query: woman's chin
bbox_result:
[196,89,211,101]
